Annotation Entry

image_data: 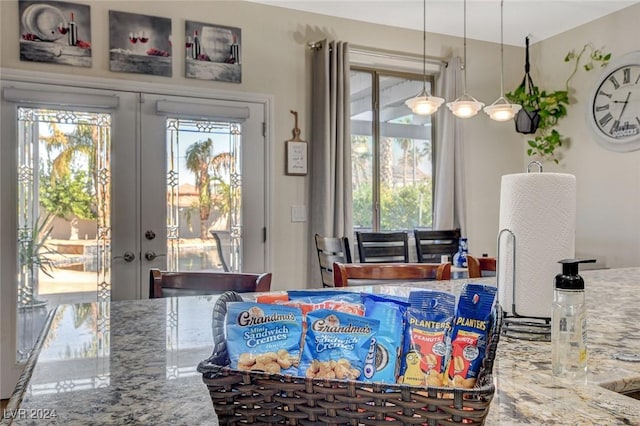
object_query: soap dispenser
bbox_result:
[551,258,596,379]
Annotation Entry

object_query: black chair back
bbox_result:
[356,231,409,263]
[315,234,352,287]
[414,228,461,263]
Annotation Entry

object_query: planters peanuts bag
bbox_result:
[226,302,303,375]
[399,290,455,387]
[445,283,497,388]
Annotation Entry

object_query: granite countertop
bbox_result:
[3,268,640,425]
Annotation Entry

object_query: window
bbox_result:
[350,68,435,232]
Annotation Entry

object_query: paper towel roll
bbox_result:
[498,172,576,318]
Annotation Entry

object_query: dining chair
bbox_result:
[413,228,461,263]
[466,255,497,279]
[315,234,353,287]
[149,268,272,298]
[355,231,409,263]
[332,262,451,287]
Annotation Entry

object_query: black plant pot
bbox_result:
[515,108,541,134]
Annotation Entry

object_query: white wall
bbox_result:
[528,3,640,268]
[3,0,637,292]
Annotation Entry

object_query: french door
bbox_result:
[0,79,268,396]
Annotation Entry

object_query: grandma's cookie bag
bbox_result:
[226,302,303,375]
[299,309,379,380]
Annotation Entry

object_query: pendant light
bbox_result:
[484,0,521,121]
[446,0,484,118]
[405,0,444,115]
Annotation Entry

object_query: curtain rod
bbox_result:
[308,41,447,67]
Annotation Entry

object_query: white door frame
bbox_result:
[0,67,273,398]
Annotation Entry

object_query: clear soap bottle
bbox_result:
[551,258,595,379]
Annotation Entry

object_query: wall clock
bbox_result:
[588,51,640,152]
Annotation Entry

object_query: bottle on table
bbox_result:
[551,258,596,380]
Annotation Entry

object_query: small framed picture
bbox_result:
[286,141,307,176]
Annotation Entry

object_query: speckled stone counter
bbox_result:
[3,268,640,425]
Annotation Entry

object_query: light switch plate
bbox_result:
[291,205,307,222]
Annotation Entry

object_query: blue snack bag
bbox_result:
[287,290,361,304]
[361,293,409,383]
[226,302,303,375]
[399,291,456,387]
[299,309,379,380]
[445,283,497,388]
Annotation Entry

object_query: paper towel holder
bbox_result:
[497,228,551,341]
[527,161,543,173]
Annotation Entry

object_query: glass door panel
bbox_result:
[164,118,242,272]
[15,107,112,361]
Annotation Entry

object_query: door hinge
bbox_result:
[262,227,267,243]
[262,122,266,137]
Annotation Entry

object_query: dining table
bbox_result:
[3,267,640,425]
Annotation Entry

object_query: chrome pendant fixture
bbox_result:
[484,0,521,121]
[405,0,444,115]
[446,0,484,118]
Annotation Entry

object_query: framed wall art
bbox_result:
[18,0,92,67]
[286,141,308,176]
[185,20,241,83]
[285,111,307,176]
[109,10,172,77]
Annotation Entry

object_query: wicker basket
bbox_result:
[198,291,503,426]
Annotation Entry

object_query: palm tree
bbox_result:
[351,135,371,188]
[380,137,394,188]
[210,152,232,231]
[185,138,215,240]
[397,137,412,186]
[39,122,99,236]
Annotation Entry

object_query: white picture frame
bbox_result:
[286,141,307,176]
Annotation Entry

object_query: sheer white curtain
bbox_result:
[433,56,467,234]
[308,40,353,288]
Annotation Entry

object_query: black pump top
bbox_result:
[555,259,597,290]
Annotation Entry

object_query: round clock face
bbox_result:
[589,51,640,152]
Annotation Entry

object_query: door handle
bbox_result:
[144,251,166,261]
[113,251,136,262]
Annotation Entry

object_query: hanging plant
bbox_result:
[506,42,611,164]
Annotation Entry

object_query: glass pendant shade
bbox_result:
[447,93,484,118]
[446,0,482,119]
[406,89,445,115]
[485,0,521,122]
[405,0,442,116]
[484,96,522,121]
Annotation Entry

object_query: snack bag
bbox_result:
[445,283,497,388]
[399,291,455,387]
[299,309,379,380]
[226,302,303,375]
[256,292,289,304]
[361,293,409,383]
[287,290,361,304]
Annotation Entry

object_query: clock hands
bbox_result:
[617,91,632,120]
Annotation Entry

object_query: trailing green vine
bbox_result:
[506,43,611,164]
